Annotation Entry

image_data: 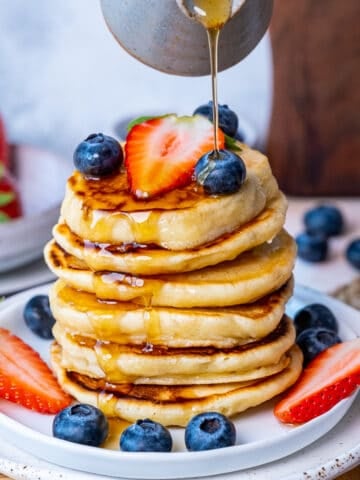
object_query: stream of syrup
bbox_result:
[182,0,233,157]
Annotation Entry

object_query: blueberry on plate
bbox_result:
[346,239,360,270]
[185,412,236,451]
[194,149,246,195]
[296,327,341,366]
[53,404,109,446]
[296,232,328,262]
[294,303,338,336]
[120,419,172,452]
[193,102,238,137]
[23,295,55,339]
[304,205,344,237]
[73,133,123,177]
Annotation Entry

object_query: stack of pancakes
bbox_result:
[45,143,303,427]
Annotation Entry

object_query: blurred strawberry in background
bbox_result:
[0,115,8,167]
[0,114,22,222]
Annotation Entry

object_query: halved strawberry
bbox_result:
[0,115,8,167]
[125,114,224,198]
[274,338,360,424]
[0,328,72,414]
[0,165,22,222]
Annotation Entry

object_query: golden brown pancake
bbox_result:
[51,343,303,426]
[49,278,293,348]
[53,192,287,275]
[60,145,278,250]
[44,230,296,307]
[52,316,296,384]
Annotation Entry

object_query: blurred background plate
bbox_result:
[0,145,69,273]
[0,258,54,297]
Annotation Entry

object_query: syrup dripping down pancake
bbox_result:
[51,343,303,427]
[53,192,287,275]
[44,230,296,307]
[52,316,296,384]
[50,278,293,348]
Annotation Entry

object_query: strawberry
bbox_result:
[0,328,72,414]
[0,115,8,167]
[0,165,22,222]
[125,114,224,198]
[274,339,360,424]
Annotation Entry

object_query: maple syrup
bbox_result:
[182,0,233,157]
[102,418,130,450]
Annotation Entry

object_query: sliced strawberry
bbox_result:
[125,114,224,198]
[0,116,8,167]
[0,328,72,414]
[0,165,22,222]
[274,339,360,424]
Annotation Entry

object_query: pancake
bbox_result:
[66,356,291,394]
[53,192,287,275]
[52,316,296,384]
[60,145,279,250]
[51,343,303,426]
[50,278,293,348]
[44,230,296,307]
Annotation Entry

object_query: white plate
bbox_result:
[0,284,359,479]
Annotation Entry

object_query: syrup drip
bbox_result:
[102,418,130,450]
[142,294,161,352]
[182,0,233,158]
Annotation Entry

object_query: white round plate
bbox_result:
[0,284,359,479]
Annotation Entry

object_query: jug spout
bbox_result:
[100,0,273,76]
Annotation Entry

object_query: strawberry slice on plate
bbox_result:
[0,328,72,414]
[0,165,22,222]
[274,338,360,424]
[125,114,224,198]
[0,115,8,167]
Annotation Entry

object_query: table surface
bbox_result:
[0,197,359,480]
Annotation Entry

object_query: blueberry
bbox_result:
[185,412,236,451]
[194,102,238,137]
[296,328,341,366]
[73,133,123,177]
[120,419,172,452]
[304,205,344,237]
[195,149,246,195]
[296,232,328,262]
[53,404,108,446]
[294,304,338,336]
[346,239,360,270]
[23,295,55,339]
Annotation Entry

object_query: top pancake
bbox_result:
[60,144,278,250]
